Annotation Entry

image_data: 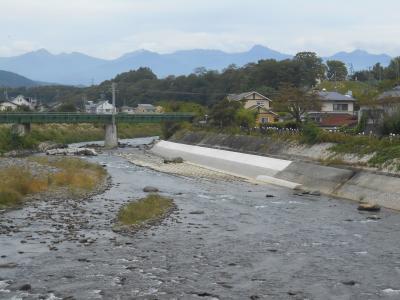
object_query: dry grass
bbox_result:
[0,157,107,209]
[117,194,174,226]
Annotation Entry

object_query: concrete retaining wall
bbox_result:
[152,140,400,210]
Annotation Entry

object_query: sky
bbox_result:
[1,0,400,59]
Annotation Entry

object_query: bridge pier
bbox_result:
[11,123,31,136]
[104,123,118,149]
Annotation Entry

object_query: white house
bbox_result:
[11,95,37,110]
[85,100,116,114]
[120,106,135,114]
[0,101,19,111]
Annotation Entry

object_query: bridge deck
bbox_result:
[0,113,194,124]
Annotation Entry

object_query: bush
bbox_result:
[300,122,323,144]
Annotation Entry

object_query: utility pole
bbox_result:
[112,82,117,126]
[4,88,8,100]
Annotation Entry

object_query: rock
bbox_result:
[265,194,275,198]
[189,210,205,215]
[341,280,358,286]
[367,215,381,220]
[0,263,17,268]
[143,186,159,193]
[19,284,31,291]
[358,203,381,212]
[38,141,67,152]
[163,157,184,164]
[310,190,321,196]
[46,147,97,156]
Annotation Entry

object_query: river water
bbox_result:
[1,138,400,300]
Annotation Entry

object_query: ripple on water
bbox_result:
[382,288,400,295]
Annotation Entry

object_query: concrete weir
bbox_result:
[152,140,400,210]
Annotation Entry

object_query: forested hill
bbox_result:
[0,70,39,88]
[2,52,399,107]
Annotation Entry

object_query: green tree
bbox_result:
[275,85,321,123]
[235,108,256,128]
[57,102,77,112]
[326,60,348,81]
[209,99,242,127]
[294,52,326,87]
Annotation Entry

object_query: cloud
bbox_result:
[1,0,400,57]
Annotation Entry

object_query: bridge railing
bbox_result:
[0,112,195,124]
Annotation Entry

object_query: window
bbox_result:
[256,101,265,107]
[261,117,268,124]
[333,104,348,111]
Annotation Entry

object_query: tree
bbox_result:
[57,102,77,112]
[209,99,242,127]
[294,52,326,87]
[326,60,348,81]
[235,108,256,128]
[275,85,321,123]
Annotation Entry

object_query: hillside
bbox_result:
[0,70,38,88]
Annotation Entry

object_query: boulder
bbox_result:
[38,141,67,152]
[143,186,159,193]
[163,157,184,164]
[46,147,97,156]
[358,203,381,212]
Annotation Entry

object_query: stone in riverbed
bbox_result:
[358,203,381,212]
[163,157,184,164]
[143,186,159,193]
[19,284,31,291]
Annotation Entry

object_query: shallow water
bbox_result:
[1,139,400,299]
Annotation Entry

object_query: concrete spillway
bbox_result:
[152,140,400,210]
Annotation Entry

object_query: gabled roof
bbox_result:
[137,103,155,107]
[378,86,400,100]
[247,105,279,116]
[227,91,272,102]
[0,101,19,107]
[96,100,114,107]
[317,91,356,102]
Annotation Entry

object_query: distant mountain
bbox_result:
[324,49,392,71]
[0,46,394,85]
[0,70,38,88]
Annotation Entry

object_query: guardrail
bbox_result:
[0,113,195,124]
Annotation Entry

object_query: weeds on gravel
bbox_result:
[117,194,174,226]
[0,157,107,209]
[0,167,48,208]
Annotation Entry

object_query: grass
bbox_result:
[0,123,162,153]
[117,194,174,226]
[0,157,107,209]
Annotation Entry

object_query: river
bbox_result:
[1,138,400,300]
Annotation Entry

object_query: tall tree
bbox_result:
[275,85,321,123]
[294,52,326,87]
[326,60,348,81]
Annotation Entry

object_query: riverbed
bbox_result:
[1,138,400,299]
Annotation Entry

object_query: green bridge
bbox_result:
[0,112,194,148]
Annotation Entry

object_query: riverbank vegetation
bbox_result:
[117,194,174,226]
[0,157,107,209]
[0,123,162,154]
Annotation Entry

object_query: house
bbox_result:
[95,100,116,114]
[227,91,278,124]
[227,91,272,110]
[11,95,37,110]
[85,99,116,114]
[135,104,157,113]
[307,90,357,125]
[0,101,19,111]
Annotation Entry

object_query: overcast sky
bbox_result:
[1,0,399,58]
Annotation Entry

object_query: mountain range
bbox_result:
[0,70,39,88]
[0,45,394,86]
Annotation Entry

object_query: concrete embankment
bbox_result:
[153,137,400,210]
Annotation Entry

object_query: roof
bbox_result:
[317,91,356,102]
[137,104,155,107]
[247,106,279,116]
[0,101,19,106]
[96,100,114,107]
[227,91,272,102]
[319,114,358,127]
[378,86,400,100]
